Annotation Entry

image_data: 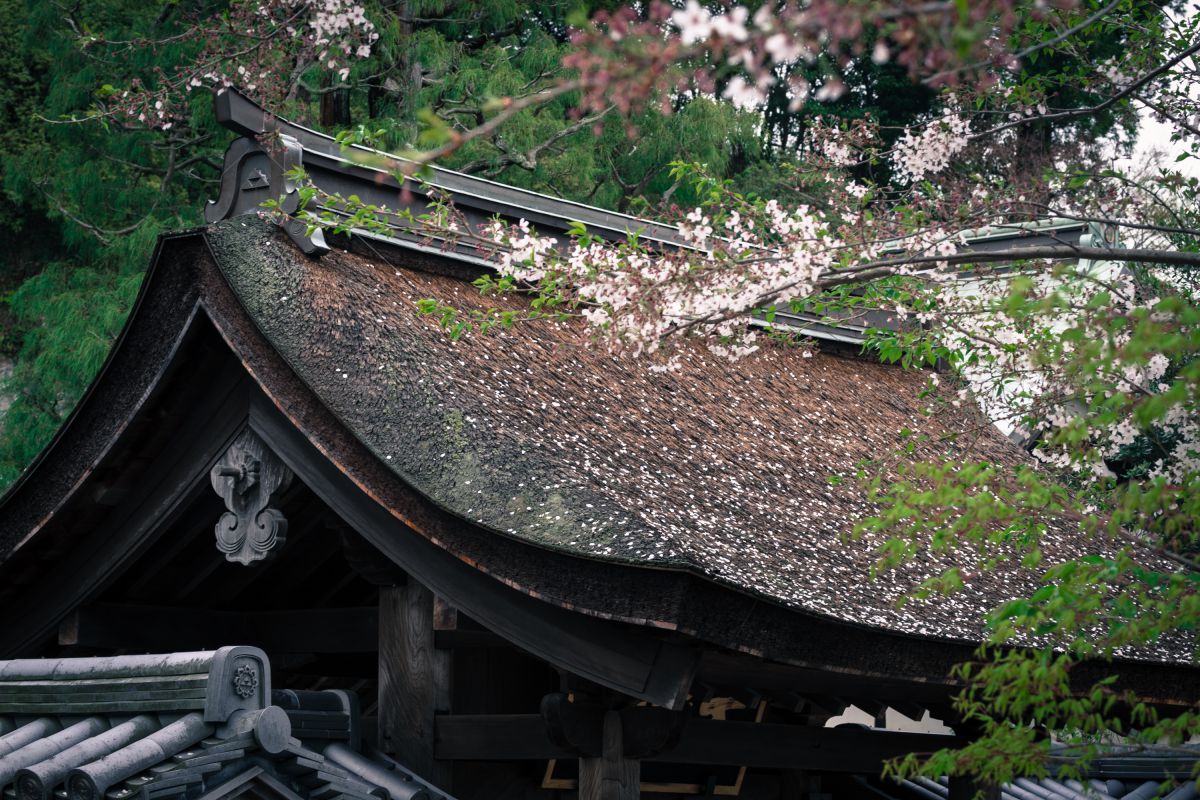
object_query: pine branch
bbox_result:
[371,79,585,176]
[457,106,614,174]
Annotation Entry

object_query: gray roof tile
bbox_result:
[0,653,450,800]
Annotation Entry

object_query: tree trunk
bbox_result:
[320,75,351,129]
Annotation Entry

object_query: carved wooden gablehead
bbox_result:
[210,429,293,565]
[205,90,329,256]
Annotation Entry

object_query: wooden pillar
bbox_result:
[378,582,452,788]
[780,770,808,800]
[781,771,832,800]
[578,710,639,800]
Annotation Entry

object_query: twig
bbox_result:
[923,0,1123,85]
[971,40,1200,141]
[382,79,585,174]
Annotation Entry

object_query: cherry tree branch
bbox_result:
[922,0,1123,86]
[971,40,1200,140]
[456,105,614,175]
[1135,96,1200,139]
[818,245,1200,288]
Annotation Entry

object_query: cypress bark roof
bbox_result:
[206,217,1190,656]
[0,87,1190,679]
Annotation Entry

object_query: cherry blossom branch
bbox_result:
[33,183,157,245]
[456,105,614,175]
[818,245,1200,287]
[921,0,1123,86]
[970,40,1200,141]
[1013,204,1200,241]
[1135,96,1200,139]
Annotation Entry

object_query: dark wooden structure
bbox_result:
[0,90,1195,800]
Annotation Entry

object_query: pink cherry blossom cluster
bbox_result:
[107,0,376,130]
[487,219,559,283]
[938,252,1198,490]
[484,199,852,369]
[1096,58,1137,91]
[892,109,972,183]
[560,0,1066,128]
[804,117,873,168]
[477,151,984,373]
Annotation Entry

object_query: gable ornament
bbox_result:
[231,663,260,699]
[210,429,294,565]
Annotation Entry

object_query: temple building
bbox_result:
[0,90,1194,800]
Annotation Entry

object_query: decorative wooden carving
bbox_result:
[241,169,269,191]
[210,429,293,565]
[204,93,329,257]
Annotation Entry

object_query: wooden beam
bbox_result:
[697,651,957,707]
[579,710,639,800]
[378,582,452,788]
[59,603,378,653]
[540,694,683,760]
[436,714,570,761]
[433,629,507,649]
[434,714,964,772]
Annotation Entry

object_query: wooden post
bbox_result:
[378,582,452,788]
[780,770,808,799]
[579,710,639,800]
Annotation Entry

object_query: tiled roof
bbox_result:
[0,651,450,800]
[204,217,1192,659]
[861,772,1197,800]
[848,734,1199,799]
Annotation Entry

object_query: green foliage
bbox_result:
[858,260,1200,784]
[0,258,144,485]
[0,0,231,486]
[360,3,775,212]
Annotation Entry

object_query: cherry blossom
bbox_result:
[671,1,712,45]
[108,0,376,130]
[892,110,972,183]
